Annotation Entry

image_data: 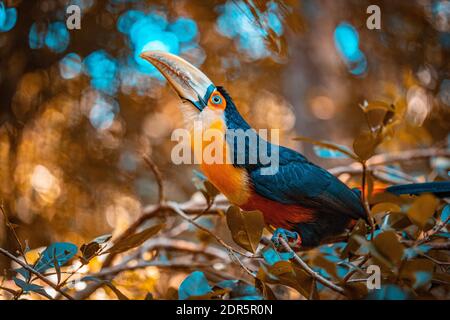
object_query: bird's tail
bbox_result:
[386,181,450,198]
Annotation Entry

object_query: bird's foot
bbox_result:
[271,228,302,251]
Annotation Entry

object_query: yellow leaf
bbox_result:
[226,206,265,253]
[407,194,438,229]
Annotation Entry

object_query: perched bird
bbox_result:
[140,51,450,249]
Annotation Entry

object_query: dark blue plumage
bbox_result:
[219,87,367,246]
[387,181,450,198]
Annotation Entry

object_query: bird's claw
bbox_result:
[271,228,302,250]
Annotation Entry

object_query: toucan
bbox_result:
[140,51,450,249]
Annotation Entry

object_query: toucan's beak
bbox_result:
[140,51,215,111]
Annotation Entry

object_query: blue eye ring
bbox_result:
[211,95,222,104]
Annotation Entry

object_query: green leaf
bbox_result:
[204,180,220,198]
[440,204,450,223]
[53,247,61,285]
[361,101,395,132]
[407,194,438,229]
[360,100,394,112]
[341,219,367,258]
[34,242,78,274]
[178,271,212,300]
[108,224,163,254]
[255,278,277,300]
[216,280,263,300]
[343,282,368,299]
[257,262,313,299]
[261,247,293,265]
[13,277,52,299]
[311,254,338,280]
[15,268,30,281]
[371,202,401,216]
[353,132,379,161]
[399,259,433,289]
[226,206,265,253]
[80,233,112,263]
[372,231,405,268]
[366,284,409,300]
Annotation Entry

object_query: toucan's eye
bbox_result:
[208,91,226,109]
[211,95,222,105]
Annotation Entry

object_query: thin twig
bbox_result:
[278,238,346,296]
[101,205,161,268]
[361,162,375,241]
[416,216,450,246]
[0,247,74,300]
[91,260,216,278]
[0,204,28,264]
[329,148,450,176]
[401,240,450,250]
[166,201,256,277]
[342,255,370,283]
[143,155,165,204]
[58,263,84,289]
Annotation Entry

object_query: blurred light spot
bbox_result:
[406,86,431,126]
[89,96,119,130]
[334,23,359,60]
[117,9,146,34]
[29,23,46,49]
[417,66,431,86]
[84,50,119,95]
[252,91,295,131]
[438,79,450,106]
[16,197,32,224]
[119,10,187,77]
[439,32,450,48]
[0,1,17,32]
[134,31,179,74]
[215,0,284,60]
[105,195,141,234]
[180,43,206,67]
[44,21,70,53]
[119,151,137,172]
[348,53,367,76]
[213,263,226,271]
[143,112,173,139]
[169,17,198,43]
[309,96,336,120]
[71,0,94,12]
[432,0,450,32]
[74,281,87,291]
[119,65,154,95]
[31,165,61,203]
[114,9,204,94]
[416,65,437,89]
[334,22,367,76]
[135,177,157,200]
[59,53,82,79]
[313,145,349,159]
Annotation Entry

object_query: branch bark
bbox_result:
[278,238,346,296]
[329,148,450,176]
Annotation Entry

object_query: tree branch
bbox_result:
[277,238,346,296]
[0,247,74,300]
[166,201,256,277]
[329,148,450,176]
[143,154,165,204]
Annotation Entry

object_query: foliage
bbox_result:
[0,0,449,300]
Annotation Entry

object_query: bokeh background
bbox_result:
[0,0,449,299]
